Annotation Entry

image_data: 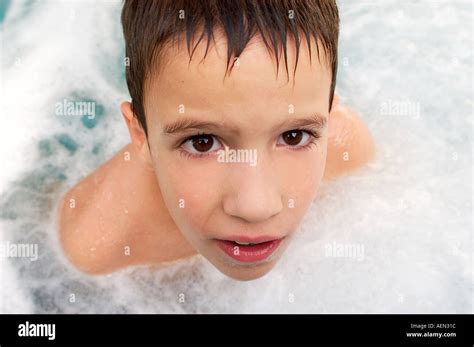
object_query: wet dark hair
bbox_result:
[121,0,339,136]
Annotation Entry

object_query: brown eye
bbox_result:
[282,130,303,146]
[181,134,222,155]
[277,130,313,148]
[192,135,214,152]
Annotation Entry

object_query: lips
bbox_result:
[215,237,283,263]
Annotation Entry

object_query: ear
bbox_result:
[120,101,154,169]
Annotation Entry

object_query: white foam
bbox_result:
[0,221,34,313]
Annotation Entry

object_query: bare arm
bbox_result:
[323,95,376,180]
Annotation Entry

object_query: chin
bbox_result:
[212,258,279,281]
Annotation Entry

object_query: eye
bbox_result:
[277,130,312,147]
[181,134,222,154]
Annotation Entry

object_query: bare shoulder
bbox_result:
[323,96,376,180]
[57,144,143,274]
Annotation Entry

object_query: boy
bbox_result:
[59,0,375,281]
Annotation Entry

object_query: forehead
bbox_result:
[145,33,332,124]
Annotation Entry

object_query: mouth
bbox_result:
[214,236,284,264]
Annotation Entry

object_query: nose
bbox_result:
[222,161,283,223]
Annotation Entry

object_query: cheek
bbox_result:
[153,157,223,235]
[279,145,326,211]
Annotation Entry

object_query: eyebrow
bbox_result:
[280,113,327,131]
[162,118,238,135]
[162,113,327,135]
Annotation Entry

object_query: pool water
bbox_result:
[0,0,472,313]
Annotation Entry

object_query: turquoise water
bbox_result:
[0,0,11,22]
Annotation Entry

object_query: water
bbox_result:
[0,0,472,313]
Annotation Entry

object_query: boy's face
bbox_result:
[143,35,332,280]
